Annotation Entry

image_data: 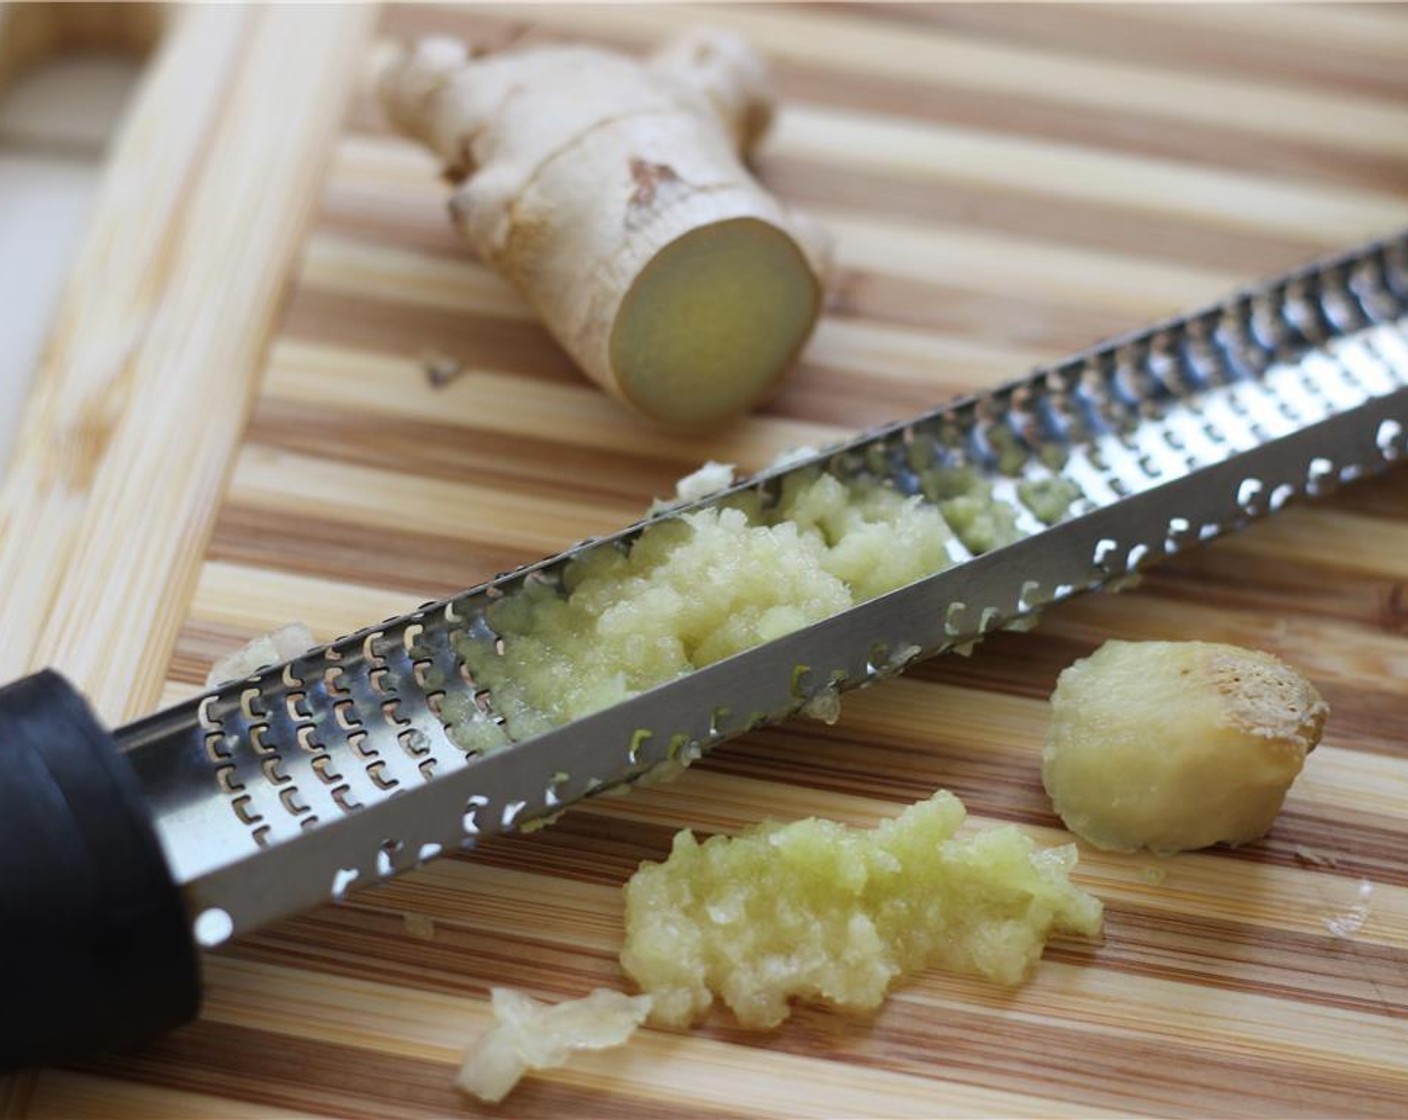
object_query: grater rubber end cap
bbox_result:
[0,670,200,1072]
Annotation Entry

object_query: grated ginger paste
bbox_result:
[620,790,1103,1029]
[451,464,1081,747]
[456,470,955,743]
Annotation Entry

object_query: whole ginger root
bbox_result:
[379,29,830,428]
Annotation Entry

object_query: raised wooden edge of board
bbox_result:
[0,2,376,723]
[0,1,164,89]
[0,7,376,1101]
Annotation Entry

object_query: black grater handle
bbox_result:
[0,670,200,1072]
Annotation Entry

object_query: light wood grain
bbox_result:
[6,3,1408,1118]
[775,102,1408,246]
[0,3,375,723]
[190,957,1132,1120]
[24,1071,317,1120]
[446,3,1408,157]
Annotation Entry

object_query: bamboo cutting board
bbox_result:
[5,4,1408,1117]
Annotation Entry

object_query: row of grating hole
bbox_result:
[891,319,1407,494]
[323,331,1408,885]
[189,310,1408,943]
[352,305,1405,903]
[419,402,1408,893]
[199,603,512,847]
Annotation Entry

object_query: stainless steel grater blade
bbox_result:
[111,229,1408,951]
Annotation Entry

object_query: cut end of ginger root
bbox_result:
[378,28,829,429]
[456,988,653,1105]
[1042,639,1328,855]
[620,790,1102,1030]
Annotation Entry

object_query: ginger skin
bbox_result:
[379,29,830,428]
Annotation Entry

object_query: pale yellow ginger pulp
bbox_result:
[1042,640,1328,854]
[439,692,511,754]
[459,473,953,740]
[920,466,1022,554]
[454,462,1082,746]
[456,987,653,1104]
[620,791,1103,1029]
[1018,476,1084,526]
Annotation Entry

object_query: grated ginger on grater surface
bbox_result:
[452,463,1080,747]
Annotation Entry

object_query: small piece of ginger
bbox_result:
[205,622,316,688]
[1017,476,1082,525]
[438,692,510,754]
[620,790,1102,1030]
[1042,640,1328,855]
[648,460,737,514]
[456,987,653,1104]
[799,685,842,724]
[673,460,736,503]
[920,466,1024,554]
[1294,845,1338,869]
[765,444,822,471]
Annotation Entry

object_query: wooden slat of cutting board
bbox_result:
[23,3,1408,1117]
